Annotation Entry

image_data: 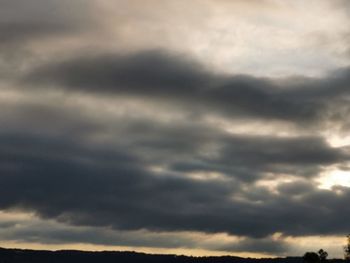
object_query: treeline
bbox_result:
[303,234,350,263]
[0,247,347,263]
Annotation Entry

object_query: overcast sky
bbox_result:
[1,0,350,258]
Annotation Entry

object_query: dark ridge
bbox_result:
[0,247,346,263]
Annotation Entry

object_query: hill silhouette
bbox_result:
[0,247,346,263]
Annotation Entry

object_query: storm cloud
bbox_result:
[1,0,350,257]
[24,51,350,127]
[0,124,349,238]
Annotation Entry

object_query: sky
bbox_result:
[1,0,350,258]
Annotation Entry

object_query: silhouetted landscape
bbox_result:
[0,248,347,263]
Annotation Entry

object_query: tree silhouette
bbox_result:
[345,234,350,260]
[318,249,328,262]
[303,252,320,263]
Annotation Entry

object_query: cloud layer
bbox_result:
[1,0,350,257]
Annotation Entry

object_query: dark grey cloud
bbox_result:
[24,51,211,96]
[0,21,70,45]
[0,0,97,80]
[1,0,350,255]
[0,216,288,254]
[216,237,288,254]
[24,50,350,126]
[276,180,314,196]
[2,65,350,254]
[2,99,346,185]
[8,100,344,182]
[0,101,101,138]
[171,134,349,181]
[0,128,350,242]
[0,0,93,44]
